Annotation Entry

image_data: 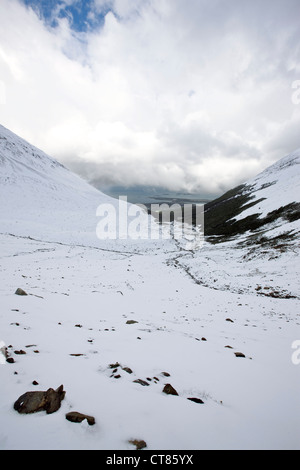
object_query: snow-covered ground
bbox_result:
[0,233,299,450]
[177,232,300,299]
[0,125,299,450]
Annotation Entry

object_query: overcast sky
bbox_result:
[0,0,300,196]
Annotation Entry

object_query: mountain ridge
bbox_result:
[1,123,299,251]
[204,148,300,241]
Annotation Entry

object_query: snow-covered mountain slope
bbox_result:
[235,149,300,219]
[205,149,300,241]
[181,149,300,299]
[0,124,155,251]
[0,125,299,450]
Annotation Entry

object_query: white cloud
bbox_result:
[0,0,300,195]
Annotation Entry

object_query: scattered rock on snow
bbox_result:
[133,379,150,387]
[14,385,65,415]
[163,384,179,396]
[129,439,147,450]
[66,411,95,426]
[187,397,204,404]
[235,352,246,358]
[126,320,139,325]
[15,288,28,296]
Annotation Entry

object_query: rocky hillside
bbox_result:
[204,149,300,244]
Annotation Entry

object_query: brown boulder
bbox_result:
[235,352,246,358]
[129,439,147,450]
[14,385,65,415]
[15,288,28,296]
[163,384,179,396]
[66,411,95,426]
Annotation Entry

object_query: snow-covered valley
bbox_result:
[0,125,299,450]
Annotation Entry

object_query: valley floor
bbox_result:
[0,233,299,450]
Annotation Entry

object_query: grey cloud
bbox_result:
[1,0,300,196]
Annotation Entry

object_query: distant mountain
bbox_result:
[99,184,213,206]
[204,149,300,243]
[1,123,299,253]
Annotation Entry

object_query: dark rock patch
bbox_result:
[66,411,95,426]
[129,439,147,450]
[109,362,121,369]
[133,379,150,387]
[14,385,65,415]
[163,384,179,396]
[187,397,204,404]
[15,288,28,296]
[235,352,246,358]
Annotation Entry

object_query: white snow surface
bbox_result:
[0,124,159,252]
[0,124,299,450]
